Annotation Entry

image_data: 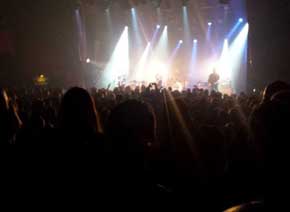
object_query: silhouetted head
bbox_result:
[263,81,290,103]
[271,90,290,104]
[107,100,156,152]
[59,87,102,133]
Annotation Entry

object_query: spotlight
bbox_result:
[164,25,168,29]
[208,22,212,26]
[157,24,161,29]
[239,18,244,23]
[179,40,183,44]
[86,58,91,63]
[193,39,198,43]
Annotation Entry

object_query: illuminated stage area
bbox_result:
[79,1,248,94]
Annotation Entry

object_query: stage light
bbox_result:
[86,58,91,63]
[169,40,183,64]
[227,18,244,40]
[217,39,231,81]
[207,22,213,41]
[182,4,191,43]
[156,25,161,29]
[154,25,169,62]
[190,38,198,85]
[150,26,161,47]
[135,42,151,81]
[102,27,129,88]
[228,23,249,92]
[36,74,47,85]
[131,7,143,50]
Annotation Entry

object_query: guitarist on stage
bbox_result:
[208,69,220,92]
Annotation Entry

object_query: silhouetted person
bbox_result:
[106,99,158,193]
[58,87,103,144]
[262,80,290,103]
[208,69,220,92]
[107,99,156,152]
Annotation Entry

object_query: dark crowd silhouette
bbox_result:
[2,81,289,210]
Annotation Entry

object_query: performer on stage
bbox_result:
[155,74,163,88]
[208,69,220,92]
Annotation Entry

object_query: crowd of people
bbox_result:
[2,80,290,210]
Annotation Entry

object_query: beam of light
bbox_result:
[102,27,129,88]
[168,40,183,64]
[131,8,143,50]
[228,23,249,92]
[227,18,245,40]
[105,9,113,51]
[157,6,162,24]
[106,8,113,36]
[135,42,151,81]
[149,25,162,47]
[206,22,215,55]
[144,26,169,85]
[217,39,231,81]
[206,22,212,41]
[75,9,87,61]
[182,6,191,44]
[163,90,198,157]
[153,25,168,61]
[190,39,198,84]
